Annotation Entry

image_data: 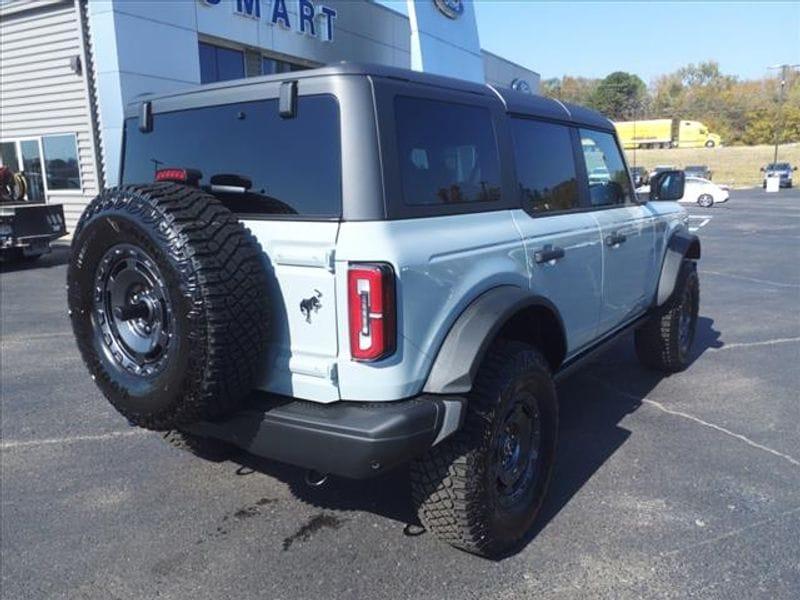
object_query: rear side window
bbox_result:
[511,118,579,214]
[122,96,341,218]
[579,129,634,207]
[394,96,501,206]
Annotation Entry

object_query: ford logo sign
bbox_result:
[511,78,533,94]
[433,0,464,19]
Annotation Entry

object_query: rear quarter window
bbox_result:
[122,95,341,218]
[394,96,502,207]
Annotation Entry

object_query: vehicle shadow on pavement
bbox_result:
[0,244,71,273]
[227,316,722,559]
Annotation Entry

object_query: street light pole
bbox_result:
[768,64,800,165]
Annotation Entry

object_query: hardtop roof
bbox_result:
[126,62,613,130]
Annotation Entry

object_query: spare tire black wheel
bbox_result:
[68,183,270,430]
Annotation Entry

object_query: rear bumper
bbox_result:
[184,394,464,479]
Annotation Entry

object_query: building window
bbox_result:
[199,42,245,84]
[261,56,306,75]
[19,140,45,203]
[42,134,81,191]
[0,142,19,172]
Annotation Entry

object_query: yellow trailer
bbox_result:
[615,118,722,149]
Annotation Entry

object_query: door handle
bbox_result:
[605,232,627,247]
[534,245,565,264]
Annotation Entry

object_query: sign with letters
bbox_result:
[201,0,337,42]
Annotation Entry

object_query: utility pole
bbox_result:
[768,64,800,165]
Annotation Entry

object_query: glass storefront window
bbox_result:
[0,142,19,172]
[19,140,45,203]
[199,42,245,84]
[261,57,305,75]
[42,134,81,191]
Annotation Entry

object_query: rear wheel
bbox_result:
[697,194,714,208]
[705,140,715,148]
[68,183,270,430]
[410,341,558,557]
[635,261,699,372]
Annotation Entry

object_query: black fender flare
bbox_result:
[656,229,701,306]
[422,286,566,395]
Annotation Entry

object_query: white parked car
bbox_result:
[680,176,729,207]
[637,176,729,207]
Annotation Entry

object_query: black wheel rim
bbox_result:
[93,244,173,377]
[678,284,695,355]
[493,391,542,509]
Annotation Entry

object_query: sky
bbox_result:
[376,1,800,83]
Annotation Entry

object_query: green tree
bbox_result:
[588,71,647,120]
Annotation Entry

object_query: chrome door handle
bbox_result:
[605,232,627,246]
[534,245,565,264]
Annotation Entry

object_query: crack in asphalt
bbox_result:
[592,377,800,468]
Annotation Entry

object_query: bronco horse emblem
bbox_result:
[300,290,323,323]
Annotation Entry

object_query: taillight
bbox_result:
[155,168,202,186]
[348,263,396,361]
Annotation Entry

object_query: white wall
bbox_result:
[0,1,102,230]
[406,0,484,83]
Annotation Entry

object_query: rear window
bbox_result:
[122,95,341,218]
[394,96,501,206]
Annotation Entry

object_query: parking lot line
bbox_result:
[0,331,74,345]
[711,336,800,351]
[703,270,800,289]
[1,429,147,450]
[688,215,713,232]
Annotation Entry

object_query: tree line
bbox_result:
[541,61,800,146]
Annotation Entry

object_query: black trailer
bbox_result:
[0,202,67,261]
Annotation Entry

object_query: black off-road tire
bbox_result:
[635,261,699,372]
[163,430,237,462]
[68,183,270,430]
[410,341,558,558]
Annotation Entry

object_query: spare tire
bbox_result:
[68,183,270,430]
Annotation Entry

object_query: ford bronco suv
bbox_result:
[68,64,698,557]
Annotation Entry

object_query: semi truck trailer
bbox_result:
[615,118,722,149]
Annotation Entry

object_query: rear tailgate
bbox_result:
[244,220,341,403]
[0,203,67,241]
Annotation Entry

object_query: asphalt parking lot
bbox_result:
[2,187,799,599]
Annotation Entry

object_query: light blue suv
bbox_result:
[68,64,699,557]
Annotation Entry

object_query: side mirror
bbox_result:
[794,166,798,171]
[649,170,685,202]
[760,166,765,172]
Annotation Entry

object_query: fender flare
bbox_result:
[422,286,566,395]
[656,229,701,306]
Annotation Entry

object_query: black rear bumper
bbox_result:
[184,394,462,479]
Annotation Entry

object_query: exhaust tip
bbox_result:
[304,469,329,487]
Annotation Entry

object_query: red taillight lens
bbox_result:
[155,168,201,185]
[348,263,396,361]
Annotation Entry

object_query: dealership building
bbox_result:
[0,0,540,231]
